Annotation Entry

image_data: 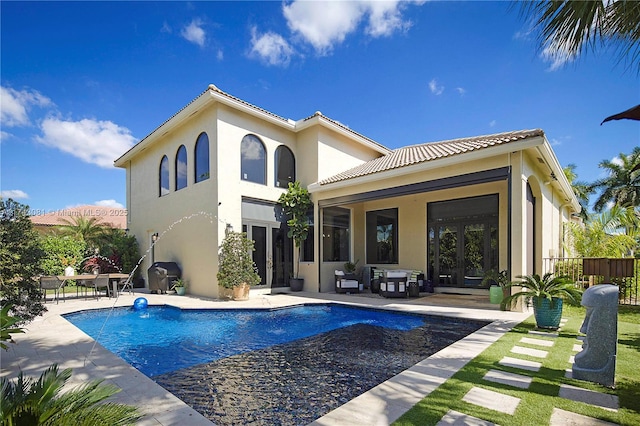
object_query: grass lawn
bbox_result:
[394,304,640,426]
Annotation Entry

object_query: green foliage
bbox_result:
[38,235,86,276]
[591,147,640,212]
[57,215,109,250]
[278,181,312,279]
[0,199,46,324]
[171,278,186,288]
[481,269,510,288]
[0,304,24,351]
[97,229,140,277]
[0,364,142,425]
[501,272,582,310]
[344,259,359,274]
[564,206,638,257]
[217,231,261,289]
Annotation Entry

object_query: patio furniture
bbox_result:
[380,270,407,298]
[39,276,65,303]
[93,274,112,299]
[334,270,359,294]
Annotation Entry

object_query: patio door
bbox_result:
[243,222,293,288]
[428,195,498,288]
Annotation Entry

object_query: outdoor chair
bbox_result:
[93,274,111,299]
[39,276,65,304]
[334,270,359,294]
[380,270,408,298]
[116,277,134,295]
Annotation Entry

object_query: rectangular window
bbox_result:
[302,208,314,262]
[322,207,350,262]
[366,208,398,264]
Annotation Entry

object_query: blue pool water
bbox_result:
[63,304,427,377]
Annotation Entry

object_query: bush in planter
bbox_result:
[217,231,260,300]
[501,272,582,329]
[278,181,312,290]
[172,278,187,295]
[481,269,510,308]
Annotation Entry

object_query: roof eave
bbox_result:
[309,135,547,193]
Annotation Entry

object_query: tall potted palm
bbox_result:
[501,273,582,329]
[278,181,312,291]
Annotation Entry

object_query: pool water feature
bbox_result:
[64,304,489,425]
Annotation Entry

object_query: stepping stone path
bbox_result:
[437,318,620,425]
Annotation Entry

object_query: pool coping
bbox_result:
[1,291,530,425]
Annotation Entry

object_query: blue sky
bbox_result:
[1,1,638,214]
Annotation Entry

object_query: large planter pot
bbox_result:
[232,283,250,301]
[533,297,563,329]
[218,286,233,300]
[290,278,304,292]
[489,286,503,304]
[175,286,186,296]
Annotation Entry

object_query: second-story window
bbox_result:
[275,145,295,188]
[159,155,169,197]
[175,145,187,191]
[195,132,210,183]
[241,134,266,185]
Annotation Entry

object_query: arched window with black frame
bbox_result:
[241,134,266,185]
[159,155,170,196]
[275,145,295,188]
[194,132,210,183]
[175,145,187,191]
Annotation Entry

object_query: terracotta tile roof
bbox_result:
[318,129,544,185]
[30,205,127,229]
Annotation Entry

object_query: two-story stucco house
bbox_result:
[114,84,580,299]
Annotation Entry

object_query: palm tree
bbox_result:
[591,147,640,212]
[564,205,637,258]
[563,163,593,221]
[57,216,108,250]
[1,364,141,425]
[515,1,640,72]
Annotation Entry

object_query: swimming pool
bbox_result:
[64,304,429,376]
[64,303,489,425]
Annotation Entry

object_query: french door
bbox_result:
[243,222,293,288]
[427,195,499,288]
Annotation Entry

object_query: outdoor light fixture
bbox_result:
[225,223,233,235]
[152,232,159,243]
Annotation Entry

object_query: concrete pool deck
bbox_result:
[1,290,530,425]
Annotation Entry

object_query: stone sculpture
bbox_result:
[572,284,618,387]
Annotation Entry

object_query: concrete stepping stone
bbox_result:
[569,355,575,364]
[462,387,520,415]
[573,343,583,352]
[528,330,558,338]
[499,356,542,372]
[483,369,532,389]
[559,384,619,411]
[511,345,548,358]
[520,336,554,347]
[550,408,618,425]
[436,409,496,426]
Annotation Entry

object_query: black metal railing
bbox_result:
[542,257,639,305]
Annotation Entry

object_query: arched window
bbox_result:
[194,132,210,183]
[275,145,295,188]
[241,134,266,185]
[159,155,169,196]
[175,145,187,191]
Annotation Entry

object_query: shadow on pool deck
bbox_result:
[1,290,529,425]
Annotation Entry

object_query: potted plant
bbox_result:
[278,181,313,292]
[482,269,510,309]
[501,272,582,329]
[172,278,187,296]
[217,231,261,301]
[343,259,359,277]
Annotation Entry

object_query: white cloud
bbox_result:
[181,18,206,47]
[540,39,578,71]
[0,86,53,128]
[282,0,416,55]
[95,199,124,208]
[455,87,466,96]
[35,118,137,168]
[249,27,294,67]
[0,189,29,199]
[489,120,497,127]
[429,78,444,95]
